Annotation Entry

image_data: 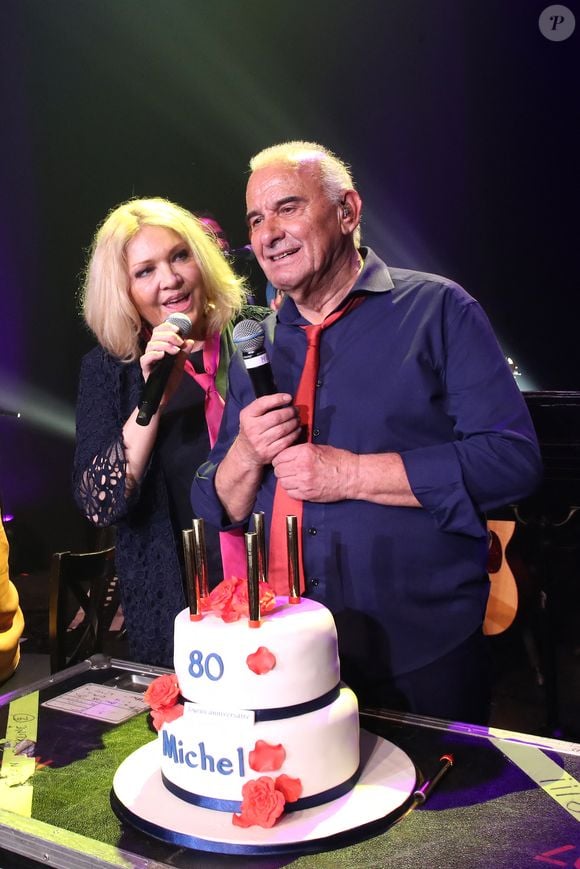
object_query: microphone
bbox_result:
[232,319,278,397]
[136,313,193,426]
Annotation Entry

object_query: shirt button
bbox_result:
[307,527,317,535]
[309,578,319,588]
[316,379,322,388]
[313,428,320,438]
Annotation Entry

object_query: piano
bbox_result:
[502,391,580,735]
[522,390,580,513]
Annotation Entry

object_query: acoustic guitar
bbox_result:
[483,519,518,636]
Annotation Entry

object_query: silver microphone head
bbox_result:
[232,319,265,355]
[166,313,193,337]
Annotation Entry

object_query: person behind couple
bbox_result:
[191,140,542,723]
[195,211,232,254]
[73,197,269,668]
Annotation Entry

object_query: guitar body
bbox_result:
[483,519,518,636]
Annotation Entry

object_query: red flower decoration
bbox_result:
[257,582,276,614]
[230,581,250,615]
[151,703,184,731]
[202,577,277,622]
[143,674,180,711]
[246,646,277,675]
[205,577,239,619]
[275,774,302,803]
[232,777,285,829]
[249,740,286,772]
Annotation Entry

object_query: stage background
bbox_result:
[0,0,577,566]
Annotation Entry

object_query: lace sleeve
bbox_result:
[76,438,129,526]
[73,348,140,528]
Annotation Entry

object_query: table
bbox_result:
[1,656,579,868]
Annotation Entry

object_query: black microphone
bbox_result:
[232,319,278,397]
[136,313,193,426]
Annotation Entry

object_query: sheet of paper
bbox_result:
[42,683,146,724]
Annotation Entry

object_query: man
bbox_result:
[191,141,542,723]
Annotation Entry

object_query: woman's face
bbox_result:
[126,225,207,334]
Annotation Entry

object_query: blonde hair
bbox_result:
[249,141,361,246]
[81,197,246,361]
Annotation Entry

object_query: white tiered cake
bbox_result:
[112,577,417,851]
[160,592,360,824]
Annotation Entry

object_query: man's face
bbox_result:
[246,161,345,299]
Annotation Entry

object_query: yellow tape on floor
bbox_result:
[0,691,40,816]
[490,737,580,821]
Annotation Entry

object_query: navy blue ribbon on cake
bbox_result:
[252,683,339,721]
[175,683,340,722]
[161,764,361,813]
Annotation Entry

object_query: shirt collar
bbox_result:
[354,246,395,294]
[277,246,393,325]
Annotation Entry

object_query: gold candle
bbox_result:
[245,531,261,627]
[286,515,301,603]
[252,511,267,583]
[182,529,202,620]
[192,518,210,599]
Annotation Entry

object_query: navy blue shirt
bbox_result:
[192,249,542,684]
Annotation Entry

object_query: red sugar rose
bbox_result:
[246,646,277,675]
[232,776,285,829]
[230,581,250,615]
[258,584,276,614]
[202,577,277,622]
[143,674,180,711]
[151,703,184,731]
[249,740,286,772]
[275,774,302,803]
[206,577,239,618]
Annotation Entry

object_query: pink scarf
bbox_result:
[184,332,247,579]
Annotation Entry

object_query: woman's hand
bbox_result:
[140,320,195,407]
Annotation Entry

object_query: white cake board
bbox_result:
[111,729,417,856]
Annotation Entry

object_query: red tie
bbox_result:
[268,296,364,594]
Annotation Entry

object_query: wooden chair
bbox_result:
[48,545,119,673]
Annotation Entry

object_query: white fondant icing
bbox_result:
[173,597,340,710]
[160,686,360,804]
[158,596,361,816]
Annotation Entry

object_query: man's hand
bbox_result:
[272,445,421,507]
[234,393,301,469]
[215,393,301,522]
[272,443,358,502]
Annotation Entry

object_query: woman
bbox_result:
[73,197,269,667]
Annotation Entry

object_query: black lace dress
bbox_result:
[73,306,270,666]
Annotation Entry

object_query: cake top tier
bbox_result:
[173,596,341,711]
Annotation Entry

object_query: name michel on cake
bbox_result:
[162,731,246,777]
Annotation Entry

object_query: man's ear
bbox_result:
[338,190,362,235]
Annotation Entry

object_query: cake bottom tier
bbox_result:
[160,686,360,810]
